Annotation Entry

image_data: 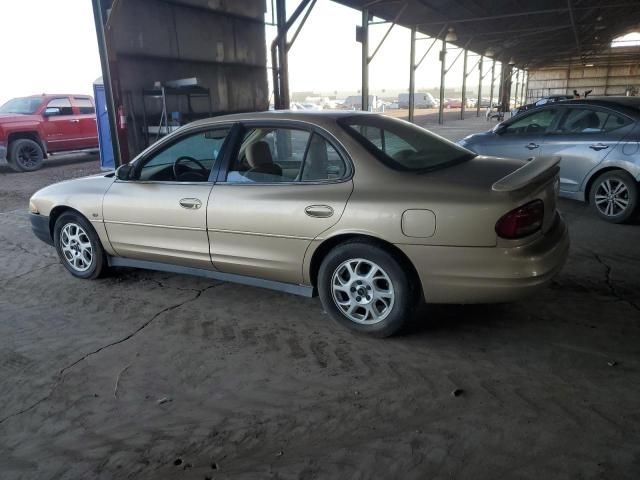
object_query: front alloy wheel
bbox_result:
[590,171,637,223]
[54,212,106,279]
[60,223,93,272]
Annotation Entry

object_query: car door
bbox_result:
[41,97,82,151]
[540,106,635,193]
[103,125,231,269]
[479,107,560,159]
[71,96,99,149]
[207,122,353,284]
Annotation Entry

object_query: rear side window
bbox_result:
[226,127,348,183]
[74,97,95,114]
[339,115,475,172]
[558,108,632,134]
[47,98,74,115]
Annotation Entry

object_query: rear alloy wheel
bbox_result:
[318,241,417,337]
[54,212,106,279]
[8,138,45,172]
[590,171,638,223]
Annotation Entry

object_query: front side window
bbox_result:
[339,115,475,172]
[557,108,632,134]
[46,98,74,116]
[226,127,347,183]
[137,128,230,182]
[0,96,42,114]
[503,108,558,135]
[74,97,95,115]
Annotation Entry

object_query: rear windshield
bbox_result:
[338,115,476,172]
[0,97,42,114]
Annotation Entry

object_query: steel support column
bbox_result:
[461,49,468,120]
[514,69,520,109]
[476,56,483,116]
[489,59,496,112]
[91,0,121,167]
[408,26,416,122]
[276,0,289,109]
[361,9,369,111]
[438,37,446,124]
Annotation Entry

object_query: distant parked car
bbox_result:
[512,95,574,116]
[459,97,640,223]
[0,94,98,172]
[30,111,568,336]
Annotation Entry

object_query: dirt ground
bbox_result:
[1,120,639,479]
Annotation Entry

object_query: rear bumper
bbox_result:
[31,213,53,246]
[398,213,570,304]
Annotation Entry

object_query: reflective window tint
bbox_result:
[504,109,558,135]
[74,97,95,115]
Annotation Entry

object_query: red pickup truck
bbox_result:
[0,94,99,172]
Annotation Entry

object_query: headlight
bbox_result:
[29,200,39,214]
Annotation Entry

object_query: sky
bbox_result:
[0,0,502,105]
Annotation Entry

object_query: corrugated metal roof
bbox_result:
[333,0,640,67]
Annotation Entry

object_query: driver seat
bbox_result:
[246,141,282,177]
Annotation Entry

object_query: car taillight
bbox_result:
[495,200,544,239]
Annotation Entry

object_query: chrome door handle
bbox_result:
[305,205,334,218]
[589,143,609,151]
[70,119,80,123]
[179,198,202,209]
[526,142,540,150]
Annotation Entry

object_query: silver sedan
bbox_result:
[460,97,640,223]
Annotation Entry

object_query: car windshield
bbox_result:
[339,115,476,172]
[0,97,42,114]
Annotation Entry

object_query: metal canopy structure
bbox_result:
[334,0,640,68]
[271,0,640,124]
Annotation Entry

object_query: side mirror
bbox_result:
[493,123,507,135]
[115,164,133,180]
[43,107,61,117]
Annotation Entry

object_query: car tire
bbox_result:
[589,170,638,224]
[8,138,45,172]
[318,240,418,337]
[54,212,107,279]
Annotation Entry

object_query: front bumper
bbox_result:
[31,213,53,246]
[398,213,570,304]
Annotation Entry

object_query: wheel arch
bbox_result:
[48,205,87,238]
[308,233,423,299]
[7,131,47,155]
[584,166,638,203]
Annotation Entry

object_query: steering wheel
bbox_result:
[525,123,541,133]
[173,156,208,181]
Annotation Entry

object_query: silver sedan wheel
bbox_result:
[594,178,630,217]
[331,258,395,325]
[60,223,93,272]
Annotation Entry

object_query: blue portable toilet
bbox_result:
[93,77,115,170]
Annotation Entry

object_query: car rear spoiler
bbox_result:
[492,156,561,193]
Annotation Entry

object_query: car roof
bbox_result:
[189,110,378,128]
[529,96,640,118]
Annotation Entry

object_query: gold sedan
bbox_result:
[29,112,569,336]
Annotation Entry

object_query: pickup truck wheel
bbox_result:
[8,138,45,172]
[54,212,106,279]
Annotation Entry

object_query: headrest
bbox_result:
[246,141,273,168]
